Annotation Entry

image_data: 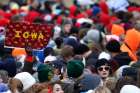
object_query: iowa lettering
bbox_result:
[15,31,44,39]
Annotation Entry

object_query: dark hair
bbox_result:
[106,40,121,53]
[44,47,55,57]
[54,37,63,49]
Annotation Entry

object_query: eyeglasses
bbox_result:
[97,66,110,71]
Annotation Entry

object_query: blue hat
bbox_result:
[92,6,101,16]
[0,83,8,92]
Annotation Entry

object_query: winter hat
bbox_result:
[12,48,26,57]
[95,59,110,69]
[52,60,63,70]
[84,29,101,43]
[92,6,101,16]
[131,61,140,68]
[124,29,140,52]
[67,60,84,78]
[0,83,8,92]
[14,72,36,91]
[74,43,89,55]
[44,55,57,63]
[122,67,138,80]
[99,0,109,14]
[69,26,79,35]
[98,52,111,60]
[106,35,120,42]
[121,29,140,61]
[120,85,140,93]
[37,64,53,82]
[99,12,110,26]
[65,38,79,51]
[111,24,125,36]
[79,74,102,92]
[106,39,121,53]
[115,65,130,79]
[77,18,93,24]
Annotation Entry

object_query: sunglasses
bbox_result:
[97,66,110,71]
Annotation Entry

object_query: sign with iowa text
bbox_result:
[5,22,52,50]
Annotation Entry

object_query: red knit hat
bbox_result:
[99,0,109,14]
[0,17,9,26]
[25,11,40,23]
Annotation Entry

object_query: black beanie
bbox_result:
[106,40,121,53]
[75,43,89,55]
[95,59,110,69]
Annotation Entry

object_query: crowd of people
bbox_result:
[0,0,140,93]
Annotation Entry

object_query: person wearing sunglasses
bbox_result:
[95,58,111,82]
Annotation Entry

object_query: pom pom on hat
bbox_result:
[14,72,36,91]
[67,60,84,78]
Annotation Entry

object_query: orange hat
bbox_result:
[124,29,140,52]
[111,24,125,36]
[121,29,140,61]
[12,48,26,57]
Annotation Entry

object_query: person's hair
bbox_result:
[94,86,111,93]
[44,47,55,57]
[0,70,9,83]
[106,40,121,53]
[61,45,74,58]
[114,76,137,93]
[54,37,63,49]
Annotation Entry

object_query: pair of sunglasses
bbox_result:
[97,66,110,71]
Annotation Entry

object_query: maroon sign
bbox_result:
[5,22,52,50]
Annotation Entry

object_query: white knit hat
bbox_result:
[98,52,111,60]
[115,65,130,79]
[14,72,36,91]
[120,85,140,93]
[44,55,57,63]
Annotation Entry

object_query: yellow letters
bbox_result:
[23,32,29,38]
[31,32,38,39]
[14,31,45,39]
[38,33,44,39]
[15,31,21,38]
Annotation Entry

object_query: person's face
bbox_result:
[53,84,64,93]
[63,24,72,33]
[97,65,110,79]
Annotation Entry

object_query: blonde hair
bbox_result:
[94,86,111,93]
